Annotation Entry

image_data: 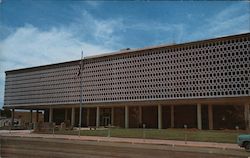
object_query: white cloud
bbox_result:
[205,3,249,36]
[70,10,124,48]
[187,13,193,19]
[123,21,186,45]
[209,14,249,35]
[85,1,102,7]
[0,24,113,71]
[188,3,250,41]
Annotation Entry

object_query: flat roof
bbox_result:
[5,32,250,74]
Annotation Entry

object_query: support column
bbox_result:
[71,107,75,126]
[125,106,129,128]
[96,106,100,128]
[49,107,53,123]
[171,105,174,128]
[208,104,213,130]
[86,108,90,126]
[30,109,33,123]
[11,108,15,126]
[79,107,82,128]
[139,106,142,126]
[197,104,202,130]
[36,109,39,123]
[43,110,46,122]
[111,107,114,126]
[244,104,250,130]
[158,105,162,129]
[65,109,68,121]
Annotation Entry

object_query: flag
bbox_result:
[75,51,84,78]
[77,61,81,76]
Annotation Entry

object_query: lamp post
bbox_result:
[143,123,146,141]
[235,125,239,139]
[184,124,187,144]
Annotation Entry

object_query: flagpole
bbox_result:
[78,51,83,136]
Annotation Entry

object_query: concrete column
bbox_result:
[125,106,129,128]
[158,105,162,129]
[139,106,142,125]
[36,109,39,123]
[30,109,33,123]
[49,107,53,123]
[197,104,202,130]
[86,108,90,126]
[171,105,174,128]
[65,109,68,121]
[43,110,46,122]
[208,104,213,130]
[71,107,75,126]
[111,107,114,126]
[11,108,15,126]
[244,104,250,130]
[79,107,82,128]
[96,106,100,128]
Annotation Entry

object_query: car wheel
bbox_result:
[245,142,250,151]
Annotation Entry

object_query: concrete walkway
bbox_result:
[0,130,242,151]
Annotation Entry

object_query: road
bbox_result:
[0,136,248,158]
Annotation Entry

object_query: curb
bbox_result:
[0,132,242,151]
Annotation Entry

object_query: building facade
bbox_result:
[4,33,250,130]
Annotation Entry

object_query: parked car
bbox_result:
[237,134,250,151]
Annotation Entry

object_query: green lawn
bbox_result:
[35,128,249,144]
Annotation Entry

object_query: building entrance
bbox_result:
[103,116,111,126]
[100,108,111,127]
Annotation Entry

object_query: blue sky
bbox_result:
[0,1,249,108]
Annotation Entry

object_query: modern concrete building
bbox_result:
[3,33,250,130]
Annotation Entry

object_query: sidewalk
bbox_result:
[0,130,242,151]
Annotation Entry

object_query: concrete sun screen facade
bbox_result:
[3,33,250,130]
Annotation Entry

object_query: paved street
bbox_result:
[0,135,249,158]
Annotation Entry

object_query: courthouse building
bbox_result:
[3,33,250,130]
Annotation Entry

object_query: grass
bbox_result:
[34,128,249,144]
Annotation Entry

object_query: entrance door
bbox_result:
[103,116,111,126]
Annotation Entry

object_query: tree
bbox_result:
[0,108,11,118]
